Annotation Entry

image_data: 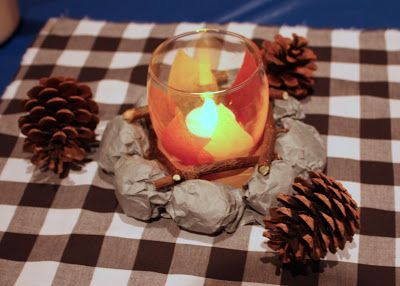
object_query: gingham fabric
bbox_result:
[0,18,399,286]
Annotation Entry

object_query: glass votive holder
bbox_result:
[148,29,269,167]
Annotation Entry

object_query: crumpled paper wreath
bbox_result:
[98,96,326,235]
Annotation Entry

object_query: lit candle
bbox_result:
[185,94,254,161]
[185,94,218,138]
[157,48,260,165]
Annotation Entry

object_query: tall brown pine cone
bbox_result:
[262,33,317,99]
[18,76,99,178]
[263,171,360,264]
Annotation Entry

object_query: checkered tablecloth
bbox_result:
[0,18,399,286]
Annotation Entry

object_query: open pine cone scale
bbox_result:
[19,76,99,177]
[264,171,360,264]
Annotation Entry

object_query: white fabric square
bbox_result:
[174,22,205,35]
[324,234,359,263]
[95,80,129,104]
[248,225,270,252]
[90,267,131,286]
[385,30,400,51]
[15,261,59,286]
[110,52,142,68]
[162,50,178,66]
[394,187,400,212]
[327,135,360,160]
[0,205,16,231]
[340,181,361,206]
[176,230,214,247]
[392,140,400,163]
[40,208,81,235]
[331,30,360,49]
[388,65,400,83]
[73,19,105,36]
[396,237,400,267]
[165,274,205,286]
[329,96,360,118]
[106,213,146,239]
[122,23,154,39]
[390,99,400,118]
[61,161,98,186]
[21,48,39,65]
[96,120,110,140]
[39,18,57,36]
[279,26,308,37]
[330,62,360,82]
[57,50,90,67]
[2,80,21,99]
[0,158,33,183]
[227,23,256,38]
[217,49,245,70]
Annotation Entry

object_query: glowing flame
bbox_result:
[185,94,254,161]
[185,94,217,138]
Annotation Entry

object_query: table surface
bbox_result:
[0,17,399,286]
[1,0,400,96]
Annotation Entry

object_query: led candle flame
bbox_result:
[185,93,254,161]
[185,94,217,138]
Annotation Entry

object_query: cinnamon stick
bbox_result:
[123,106,149,122]
[269,91,289,100]
[145,124,185,190]
[189,156,259,178]
[276,128,289,134]
[151,108,278,189]
[150,106,278,188]
[151,156,259,190]
[125,104,279,189]
[153,175,180,190]
[212,70,229,86]
[152,143,185,178]
[257,106,277,176]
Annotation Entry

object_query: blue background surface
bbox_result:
[1,0,400,94]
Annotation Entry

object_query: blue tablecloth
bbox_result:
[1,0,399,95]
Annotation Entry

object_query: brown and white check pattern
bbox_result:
[0,18,399,286]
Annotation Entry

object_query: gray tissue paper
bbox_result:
[98,116,150,173]
[166,180,245,234]
[97,95,327,234]
[273,96,305,121]
[114,155,170,221]
[275,118,326,177]
[245,160,297,215]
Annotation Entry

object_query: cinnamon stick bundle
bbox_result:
[153,156,259,189]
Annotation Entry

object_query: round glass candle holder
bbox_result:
[148,29,269,167]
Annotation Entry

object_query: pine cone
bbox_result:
[263,171,360,264]
[18,76,99,178]
[262,33,317,99]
